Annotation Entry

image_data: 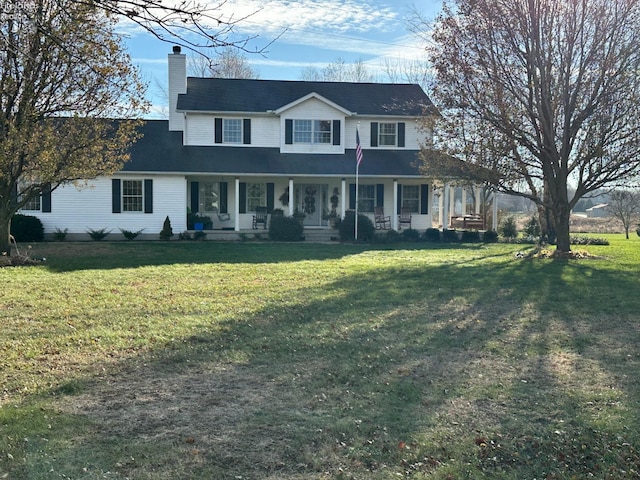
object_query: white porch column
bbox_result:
[474,186,482,215]
[438,188,444,227]
[340,178,346,218]
[461,188,467,215]
[288,178,294,216]
[449,185,456,220]
[443,183,450,229]
[234,177,240,231]
[392,179,399,230]
[492,191,499,230]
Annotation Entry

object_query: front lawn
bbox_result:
[1,236,639,479]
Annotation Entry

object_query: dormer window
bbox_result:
[294,120,332,144]
[223,119,242,143]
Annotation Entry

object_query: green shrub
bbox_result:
[159,216,174,240]
[483,230,499,243]
[499,216,518,239]
[524,216,541,237]
[442,229,459,243]
[178,230,192,240]
[11,214,44,242]
[570,236,609,246]
[423,228,441,242]
[374,229,401,244]
[119,228,144,240]
[401,228,421,242]
[53,227,68,241]
[338,212,375,242]
[461,230,481,243]
[268,215,304,241]
[87,228,111,241]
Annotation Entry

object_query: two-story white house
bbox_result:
[21,46,436,238]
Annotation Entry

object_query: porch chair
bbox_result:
[398,207,412,230]
[374,206,391,230]
[252,206,268,229]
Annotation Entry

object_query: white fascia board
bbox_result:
[274,92,353,116]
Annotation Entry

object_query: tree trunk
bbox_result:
[553,205,572,253]
[0,205,12,256]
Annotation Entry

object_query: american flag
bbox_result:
[356,128,363,167]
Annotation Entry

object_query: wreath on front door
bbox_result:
[303,186,316,214]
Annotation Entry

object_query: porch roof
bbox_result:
[124,120,424,177]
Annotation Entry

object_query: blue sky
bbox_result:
[120,0,443,116]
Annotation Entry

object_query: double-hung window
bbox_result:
[357,185,375,213]
[247,183,266,212]
[402,185,420,213]
[22,194,41,211]
[294,120,332,144]
[122,180,144,212]
[379,123,397,146]
[223,118,242,144]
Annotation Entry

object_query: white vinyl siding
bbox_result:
[24,176,187,234]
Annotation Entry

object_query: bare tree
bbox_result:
[421,0,640,253]
[0,0,145,256]
[300,57,375,82]
[607,190,640,239]
[188,47,260,78]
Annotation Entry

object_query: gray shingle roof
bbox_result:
[124,120,423,177]
[176,78,434,117]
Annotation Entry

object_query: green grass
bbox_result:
[1,236,640,479]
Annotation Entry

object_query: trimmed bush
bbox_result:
[461,230,481,243]
[338,212,375,242]
[269,215,304,241]
[53,228,68,242]
[483,230,499,243]
[11,214,44,242]
[374,229,401,244]
[401,228,421,242]
[87,228,111,241]
[524,216,541,237]
[120,228,144,240]
[423,228,441,242]
[159,216,174,240]
[442,228,460,243]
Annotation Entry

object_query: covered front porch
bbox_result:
[187,176,433,233]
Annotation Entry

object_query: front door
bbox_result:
[296,184,325,226]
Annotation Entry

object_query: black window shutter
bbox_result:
[370,122,378,147]
[376,184,384,207]
[144,179,153,214]
[398,122,405,148]
[349,183,356,210]
[332,120,341,146]
[397,185,402,214]
[243,119,251,144]
[112,179,121,213]
[219,182,228,213]
[266,183,275,212]
[214,118,223,144]
[421,184,429,214]
[239,182,247,213]
[41,183,52,213]
[190,181,199,213]
[285,119,293,145]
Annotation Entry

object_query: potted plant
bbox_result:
[279,187,289,206]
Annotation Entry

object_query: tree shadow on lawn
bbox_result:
[34,241,491,273]
[5,252,640,479]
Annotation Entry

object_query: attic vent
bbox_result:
[172,45,181,54]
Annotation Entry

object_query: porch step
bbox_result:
[303,229,339,243]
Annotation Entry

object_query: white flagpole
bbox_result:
[355,124,361,240]
[355,158,359,240]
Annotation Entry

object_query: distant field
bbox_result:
[1,237,639,479]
